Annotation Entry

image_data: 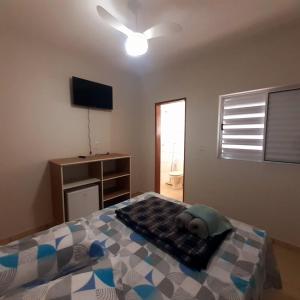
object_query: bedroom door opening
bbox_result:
[155,98,186,201]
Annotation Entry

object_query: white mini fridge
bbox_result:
[66,185,99,221]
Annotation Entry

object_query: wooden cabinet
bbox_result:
[49,153,131,224]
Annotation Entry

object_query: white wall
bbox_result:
[1,23,300,247]
[139,24,300,247]
[0,32,141,240]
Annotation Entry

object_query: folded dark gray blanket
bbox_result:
[115,197,231,270]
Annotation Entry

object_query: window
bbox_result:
[218,90,268,162]
[265,89,300,163]
[218,86,300,164]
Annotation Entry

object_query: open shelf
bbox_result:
[103,171,130,181]
[62,162,101,189]
[103,175,130,202]
[103,188,130,202]
[102,157,130,179]
[63,178,100,190]
[104,193,130,208]
[50,154,131,224]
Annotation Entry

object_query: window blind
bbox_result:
[265,88,300,163]
[219,91,268,161]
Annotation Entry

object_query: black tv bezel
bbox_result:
[71,76,113,110]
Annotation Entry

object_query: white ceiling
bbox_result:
[1,0,300,73]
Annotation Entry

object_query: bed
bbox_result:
[0,192,281,299]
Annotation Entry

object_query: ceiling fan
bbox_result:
[96,0,182,57]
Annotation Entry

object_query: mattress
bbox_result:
[1,192,281,300]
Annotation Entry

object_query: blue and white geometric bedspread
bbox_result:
[1,192,281,300]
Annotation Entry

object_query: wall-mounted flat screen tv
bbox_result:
[72,77,113,110]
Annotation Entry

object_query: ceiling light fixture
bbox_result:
[96,3,182,59]
[125,32,148,57]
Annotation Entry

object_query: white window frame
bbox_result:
[217,84,300,164]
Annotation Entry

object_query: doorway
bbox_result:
[155,98,186,201]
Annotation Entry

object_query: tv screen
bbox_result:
[72,77,113,110]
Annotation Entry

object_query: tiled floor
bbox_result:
[263,243,300,300]
[160,183,183,201]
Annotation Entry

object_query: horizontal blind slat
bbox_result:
[223,106,266,116]
[224,117,265,125]
[223,135,263,140]
[223,129,265,135]
[224,94,267,107]
[223,124,264,130]
[222,139,264,146]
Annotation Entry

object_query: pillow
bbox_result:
[1,256,123,300]
[185,205,233,236]
[0,219,104,296]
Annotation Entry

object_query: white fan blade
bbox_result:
[97,6,133,36]
[143,23,182,40]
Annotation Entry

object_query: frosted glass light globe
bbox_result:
[125,33,148,57]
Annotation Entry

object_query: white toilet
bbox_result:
[169,171,183,189]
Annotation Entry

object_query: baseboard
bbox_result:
[272,238,300,252]
[0,222,55,245]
